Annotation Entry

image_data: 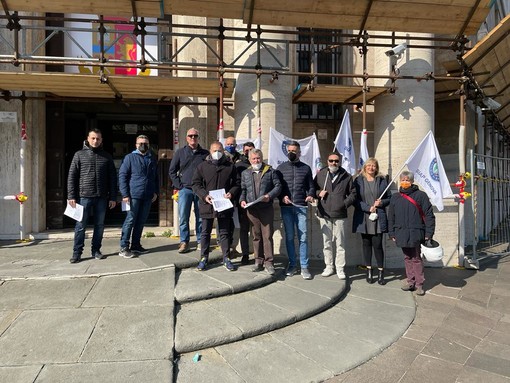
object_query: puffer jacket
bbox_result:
[388,185,435,248]
[67,141,117,201]
[192,156,240,219]
[313,166,355,219]
[119,150,159,200]
[352,175,391,233]
[277,160,315,206]
[240,163,281,209]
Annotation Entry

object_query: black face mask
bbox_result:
[288,152,298,162]
[138,143,149,153]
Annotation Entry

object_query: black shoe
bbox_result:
[366,268,374,284]
[70,256,81,264]
[93,251,105,260]
[252,264,264,272]
[377,269,386,285]
[241,255,250,265]
[401,283,415,291]
[131,245,149,254]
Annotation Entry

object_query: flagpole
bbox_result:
[377,162,407,200]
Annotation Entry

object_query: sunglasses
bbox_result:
[187,134,198,138]
[328,159,340,163]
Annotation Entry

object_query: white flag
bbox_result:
[334,110,356,175]
[359,128,369,170]
[268,128,322,174]
[405,131,453,211]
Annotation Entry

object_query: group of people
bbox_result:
[68,129,159,263]
[68,127,435,295]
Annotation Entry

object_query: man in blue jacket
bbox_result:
[118,135,159,258]
[277,141,315,279]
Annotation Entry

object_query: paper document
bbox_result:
[209,188,234,212]
[64,202,84,222]
[243,195,265,209]
[122,201,131,211]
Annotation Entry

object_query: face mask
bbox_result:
[328,165,339,173]
[225,146,236,155]
[252,163,262,171]
[138,143,148,153]
[400,181,412,189]
[288,152,298,162]
[211,151,223,160]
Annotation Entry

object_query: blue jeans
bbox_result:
[281,206,309,269]
[120,198,152,249]
[73,197,107,257]
[178,188,201,243]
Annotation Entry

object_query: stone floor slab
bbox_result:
[0,365,42,383]
[421,334,472,364]
[176,348,244,383]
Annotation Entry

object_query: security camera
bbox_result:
[385,43,407,57]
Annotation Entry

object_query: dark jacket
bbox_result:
[192,156,240,219]
[240,164,281,209]
[313,166,355,219]
[67,141,117,201]
[119,150,159,200]
[388,185,436,248]
[352,175,391,233]
[169,144,209,190]
[277,160,315,206]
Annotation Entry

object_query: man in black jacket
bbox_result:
[169,128,208,253]
[192,141,240,271]
[314,152,356,279]
[277,141,315,279]
[67,128,117,263]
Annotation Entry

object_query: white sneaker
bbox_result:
[321,266,335,277]
[337,272,346,280]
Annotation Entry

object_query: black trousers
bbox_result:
[361,233,384,268]
[201,216,231,259]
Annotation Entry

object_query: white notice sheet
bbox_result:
[210,189,234,212]
[64,202,84,222]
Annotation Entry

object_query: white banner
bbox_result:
[405,131,453,211]
[334,110,356,175]
[359,129,369,171]
[268,128,322,174]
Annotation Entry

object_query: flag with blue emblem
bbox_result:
[359,128,369,171]
[405,131,453,211]
[334,110,356,175]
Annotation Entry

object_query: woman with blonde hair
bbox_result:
[352,158,391,284]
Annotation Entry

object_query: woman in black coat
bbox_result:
[388,171,435,296]
[352,158,391,284]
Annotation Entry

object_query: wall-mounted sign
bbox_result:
[0,111,17,123]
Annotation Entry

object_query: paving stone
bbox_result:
[215,334,333,383]
[175,270,232,302]
[82,269,174,307]
[398,354,463,383]
[466,351,510,378]
[0,309,21,335]
[80,306,173,362]
[456,365,510,383]
[0,278,96,309]
[421,334,472,364]
[0,308,101,364]
[0,365,42,383]
[434,325,483,350]
[35,361,172,382]
[489,294,510,315]
[176,348,244,383]
[348,281,415,307]
[280,274,346,300]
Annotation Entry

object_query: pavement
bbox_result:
[0,233,509,382]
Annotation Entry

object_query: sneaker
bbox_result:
[265,264,276,275]
[93,251,105,260]
[337,272,346,280]
[415,286,425,296]
[224,258,236,271]
[286,266,297,276]
[321,266,335,277]
[401,283,415,291]
[119,247,135,259]
[130,245,149,255]
[69,256,81,264]
[241,255,250,265]
[197,257,208,271]
[252,264,264,272]
[178,242,189,253]
[301,268,312,280]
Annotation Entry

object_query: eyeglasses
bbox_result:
[187,134,198,138]
[328,159,340,163]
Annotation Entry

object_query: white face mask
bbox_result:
[211,151,223,160]
[328,165,339,173]
[252,163,262,171]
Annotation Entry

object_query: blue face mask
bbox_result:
[225,146,236,155]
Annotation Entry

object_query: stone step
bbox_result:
[174,266,347,353]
